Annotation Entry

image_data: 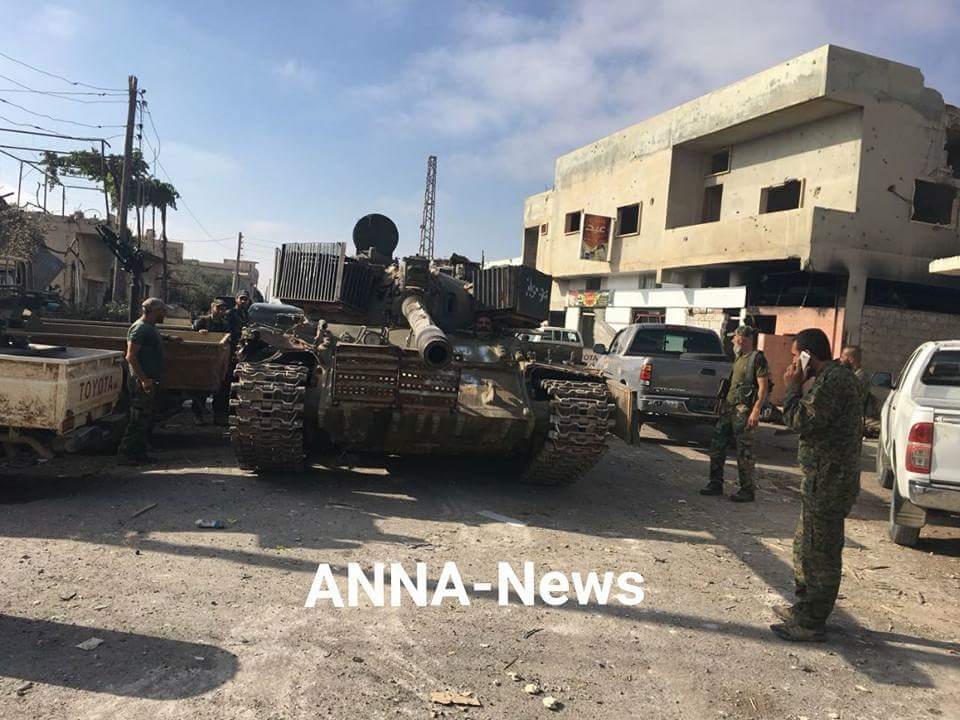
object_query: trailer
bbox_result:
[0,346,124,458]
[8,317,231,393]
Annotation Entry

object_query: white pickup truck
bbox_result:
[876,340,960,546]
[592,324,731,429]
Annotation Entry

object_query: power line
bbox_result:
[155,157,229,248]
[0,96,126,129]
[0,111,65,135]
[0,87,125,97]
[0,51,125,93]
[0,73,126,104]
[143,105,161,160]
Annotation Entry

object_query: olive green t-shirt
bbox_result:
[726,351,768,405]
[128,319,164,380]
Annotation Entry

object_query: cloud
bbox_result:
[353,0,960,182]
[34,4,81,38]
[273,58,319,89]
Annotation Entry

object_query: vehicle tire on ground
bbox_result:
[889,483,921,547]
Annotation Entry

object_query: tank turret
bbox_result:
[231,212,619,484]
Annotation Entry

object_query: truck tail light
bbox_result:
[639,362,653,386]
[905,422,933,473]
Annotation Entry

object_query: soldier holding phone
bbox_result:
[772,328,863,641]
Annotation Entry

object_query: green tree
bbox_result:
[41,149,149,210]
[0,206,46,260]
[142,178,179,300]
[170,265,233,315]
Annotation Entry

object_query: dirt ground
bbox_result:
[1,415,958,720]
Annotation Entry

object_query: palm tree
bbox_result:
[143,179,179,302]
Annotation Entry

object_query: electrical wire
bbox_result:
[144,105,161,160]
[0,87,125,97]
[0,51,125,93]
[0,74,126,104]
[0,96,125,129]
[0,111,64,134]
[155,157,230,249]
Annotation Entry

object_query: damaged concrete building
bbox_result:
[522,45,960,376]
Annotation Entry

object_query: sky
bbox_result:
[1,0,960,294]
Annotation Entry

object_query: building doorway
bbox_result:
[579,311,596,347]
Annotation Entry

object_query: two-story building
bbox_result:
[523,45,960,375]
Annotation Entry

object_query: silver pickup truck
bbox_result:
[592,323,731,429]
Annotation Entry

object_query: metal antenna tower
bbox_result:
[417,155,437,258]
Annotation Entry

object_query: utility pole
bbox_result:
[118,75,138,315]
[232,231,243,293]
[417,155,437,259]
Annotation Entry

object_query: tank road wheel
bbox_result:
[229,362,308,473]
[521,379,615,486]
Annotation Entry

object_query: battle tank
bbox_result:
[229,214,629,485]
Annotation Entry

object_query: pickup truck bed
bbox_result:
[593,324,731,424]
[879,341,960,546]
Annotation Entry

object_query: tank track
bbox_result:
[230,362,308,473]
[521,379,614,486]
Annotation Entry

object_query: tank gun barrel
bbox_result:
[401,295,452,369]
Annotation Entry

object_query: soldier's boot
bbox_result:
[771,604,797,622]
[729,487,755,503]
[699,481,724,496]
[770,621,826,643]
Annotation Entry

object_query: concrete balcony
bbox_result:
[654,207,813,272]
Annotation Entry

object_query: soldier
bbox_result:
[700,325,769,503]
[474,314,494,340]
[227,289,252,345]
[118,297,167,466]
[840,344,879,435]
[772,328,863,642]
[193,299,232,426]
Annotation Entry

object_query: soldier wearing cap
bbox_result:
[700,324,769,502]
[227,289,253,346]
[118,297,167,465]
[192,299,232,425]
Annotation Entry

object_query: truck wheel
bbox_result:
[888,484,921,547]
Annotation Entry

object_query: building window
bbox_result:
[637,273,656,289]
[701,185,723,223]
[707,148,730,176]
[584,277,602,291]
[912,179,956,226]
[760,179,803,214]
[540,223,549,235]
[616,203,641,236]
[564,211,582,234]
[522,226,539,267]
[946,129,960,179]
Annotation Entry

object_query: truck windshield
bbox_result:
[627,328,723,356]
[921,350,960,387]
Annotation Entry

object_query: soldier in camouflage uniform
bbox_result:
[193,299,233,425]
[840,344,880,437]
[772,328,863,642]
[701,325,770,503]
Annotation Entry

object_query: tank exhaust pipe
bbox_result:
[401,295,452,369]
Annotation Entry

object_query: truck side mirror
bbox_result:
[871,372,893,389]
[593,343,607,355]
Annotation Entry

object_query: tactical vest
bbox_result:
[730,350,764,407]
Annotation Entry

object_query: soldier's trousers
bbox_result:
[792,500,846,629]
[708,408,755,491]
[118,378,159,459]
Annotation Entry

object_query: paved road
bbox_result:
[1,419,958,719]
